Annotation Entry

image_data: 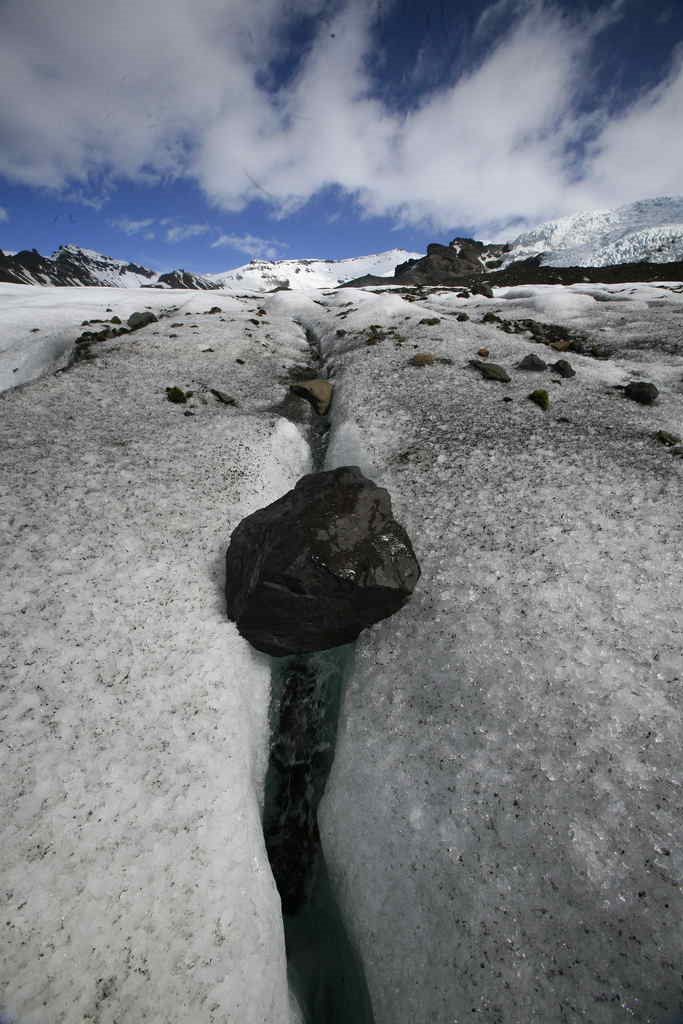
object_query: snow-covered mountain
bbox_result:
[53,244,160,286]
[505,196,683,267]
[0,244,160,287]
[0,244,418,291]
[207,249,422,291]
[5,198,683,295]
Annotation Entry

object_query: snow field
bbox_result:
[1,298,312,1023]
[298,285,683,1022]
[2,277,682,1024]
[0,284,213,392]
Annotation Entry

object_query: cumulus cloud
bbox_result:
[165,223,210,243]
[0,0,681,236]
[211,233,288,258]
[0,207,8,223]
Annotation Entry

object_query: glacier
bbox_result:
[1,266,682,1023]
[505,195,683,268]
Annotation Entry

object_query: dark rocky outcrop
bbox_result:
[225,466,420,656]
[152,269,220,290]
[393,238,510,286]
[0,248,59,285]
[342,240,683,291]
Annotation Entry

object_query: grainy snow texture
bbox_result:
[2,275,683,1024]
[0,283,202,392]
[1,294,312,1023]
[294,282,682,1024]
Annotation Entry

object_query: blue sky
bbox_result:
[1,0,682,273]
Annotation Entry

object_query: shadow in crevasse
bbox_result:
[263,646,375,1024]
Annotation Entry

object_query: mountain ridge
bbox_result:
[0,244,422,291]
[2,197,683,290]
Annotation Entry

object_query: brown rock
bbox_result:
[477,347,490,358]
[289,378,333,415]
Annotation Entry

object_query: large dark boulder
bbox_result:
[225,466,420,656]
[624,381,658,404]
[127,310,158,330]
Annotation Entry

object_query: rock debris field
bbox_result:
[1,277,682,1024]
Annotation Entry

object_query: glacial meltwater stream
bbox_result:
[262,322,375,1023]
[263,649,374,1023]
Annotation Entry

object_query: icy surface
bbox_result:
[0,296,312,1022]
[289,282,683,1023]
[506,196,683,267]
[3,276,683,1023]
[0,284,223,392]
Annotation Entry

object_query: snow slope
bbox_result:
[1,294,314,1024]
[55,244,159,286]
[280,281,683,1024]
[506,195,683,267]
[208,249,421,291]
[0,284,207,391]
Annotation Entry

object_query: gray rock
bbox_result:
[289,379,333,415]
[468,359,511,383]
[550,358,575,378]
[517,353,547,371]
[655,430,681,447]
[210,389,237,406]
[225,466,420,656]
[624,381,658,404]
[528,388,550,410]
[127,311,158,330]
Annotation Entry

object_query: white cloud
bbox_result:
[0,207,8,223]
[165,223,210,243]
[65,189,109,210]
[0,0,681,237]
[211,233,288,258]
[112,217,156,235]
[585,49,683,205]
